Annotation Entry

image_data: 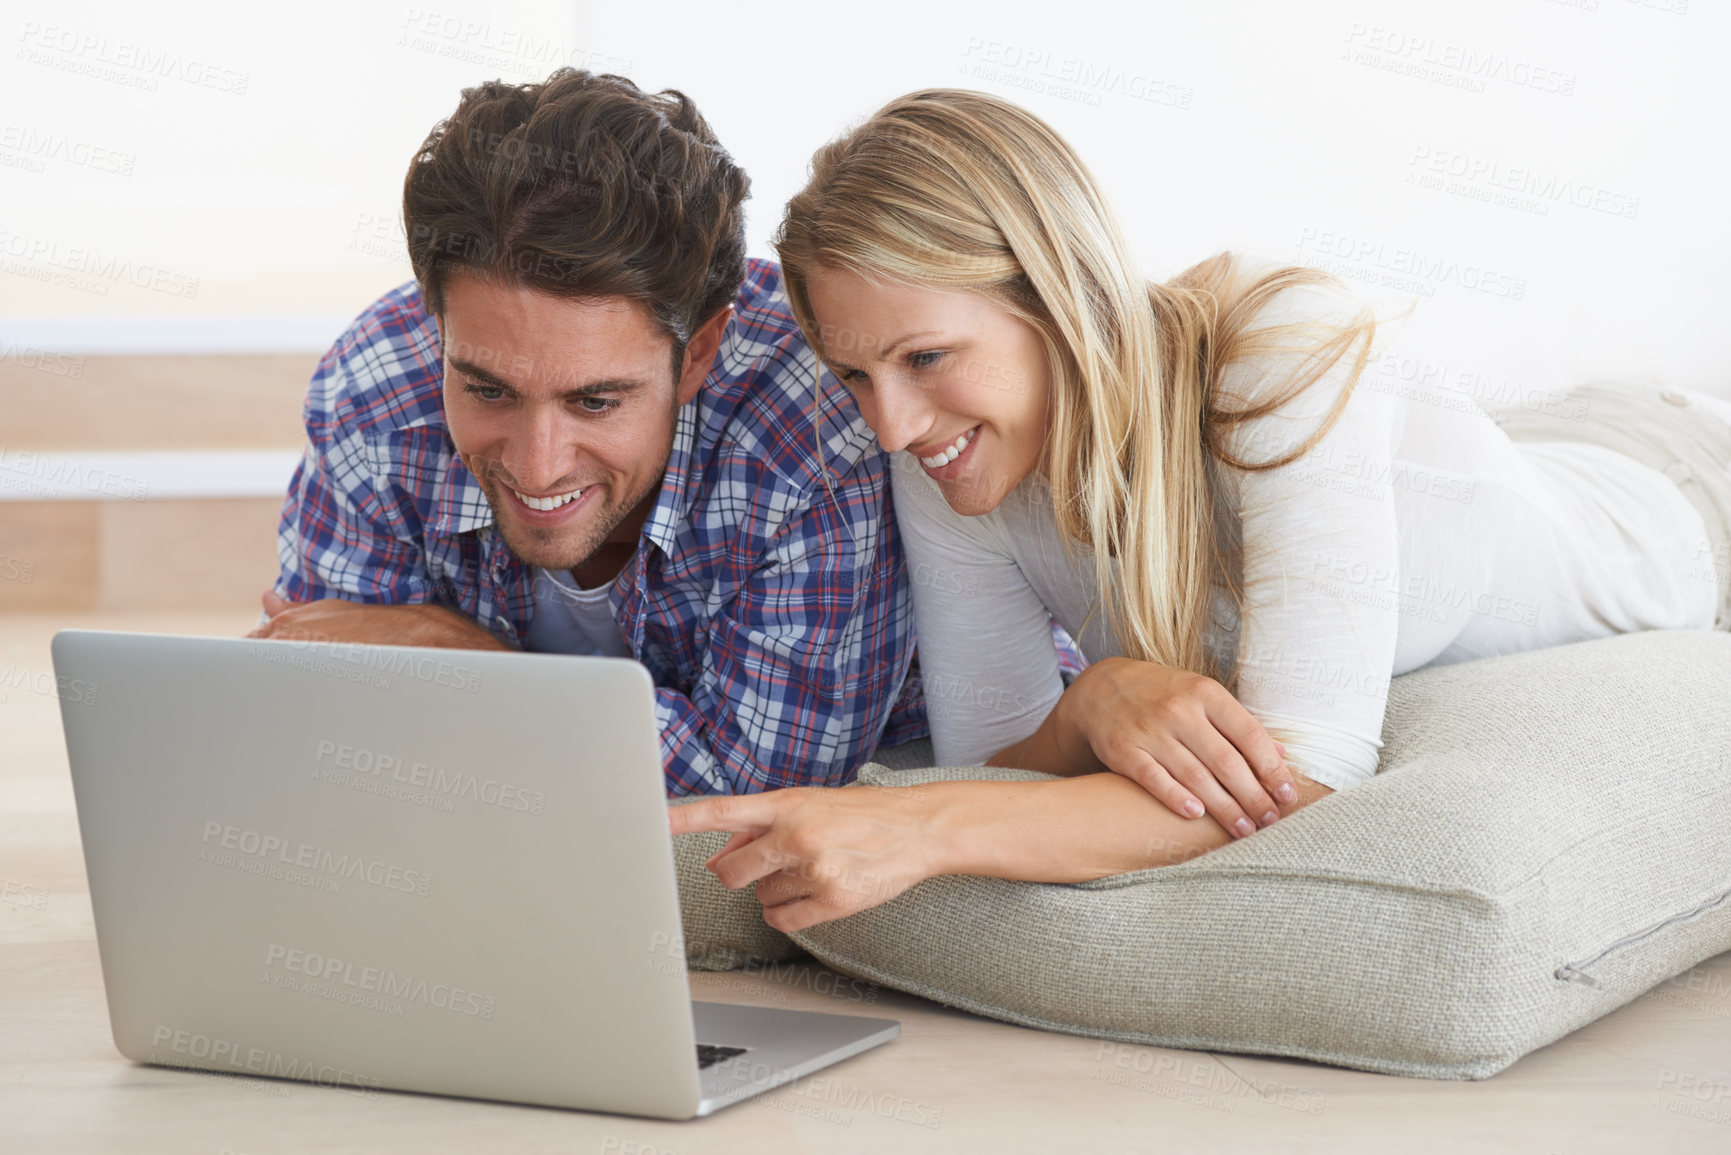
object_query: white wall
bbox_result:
[0,0,589,331]
[2,0,1725,402]
[585,0,1726,399]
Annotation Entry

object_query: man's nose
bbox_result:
[501,405,574,491]
[869,374,936,455]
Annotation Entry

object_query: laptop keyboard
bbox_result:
[696,1044,749,1069]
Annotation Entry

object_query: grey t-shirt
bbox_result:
[521,567,630,658]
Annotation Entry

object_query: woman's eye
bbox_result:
[908,350,944,370]
[837,367,870,388]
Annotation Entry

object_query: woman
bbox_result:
[671,89,1731,932]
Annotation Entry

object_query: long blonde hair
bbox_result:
[775,89,1378,681]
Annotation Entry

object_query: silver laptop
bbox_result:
[52,629,898,1119]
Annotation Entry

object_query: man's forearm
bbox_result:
[250,597,512,651]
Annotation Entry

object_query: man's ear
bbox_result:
[674,305,733,407]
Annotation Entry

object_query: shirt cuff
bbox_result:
[1253,711,1382,793]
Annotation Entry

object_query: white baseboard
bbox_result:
[0,448,303,502]
[0,317,350,355]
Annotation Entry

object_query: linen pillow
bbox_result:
[782,630,1731,1078]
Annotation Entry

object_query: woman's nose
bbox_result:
[869,375,935,455]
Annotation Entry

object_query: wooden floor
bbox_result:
[5,610,1729,1154]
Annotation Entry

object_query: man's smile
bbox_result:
[509,484,588,512]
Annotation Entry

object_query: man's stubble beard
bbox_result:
[476,471,659,571]
[460,409,680,573]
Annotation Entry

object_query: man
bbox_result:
[254,69,923,795]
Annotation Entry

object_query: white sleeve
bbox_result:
[891,461,1066,767]
[1216,281,1403,792]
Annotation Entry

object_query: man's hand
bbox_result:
[670,786,939,933]
[247,590,511,651]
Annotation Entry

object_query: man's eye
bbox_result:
[466,382,507,402]
[578,396,618,413]
[908,350,944,370]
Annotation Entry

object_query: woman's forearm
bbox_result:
[670,760,1333,931]
[985,683,1098,776]
[921,770,1332,884]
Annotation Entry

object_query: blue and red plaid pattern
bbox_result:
[275,258,926,795]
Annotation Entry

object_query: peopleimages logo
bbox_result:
[0,665,98,707]
[15,23,251,95]
[254,638,483,693]
[0,445,148,500]
[1294,227,1527,301]
[199,821,433,897]
[313,741,545,815]
[149,1026,380,1098]
[264,943,497,1019]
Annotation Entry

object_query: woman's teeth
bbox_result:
[919,427,976,469]
[511,486,585,512]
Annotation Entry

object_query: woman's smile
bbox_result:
[914,424,981,479]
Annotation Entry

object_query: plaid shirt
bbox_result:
[275,258,926,795]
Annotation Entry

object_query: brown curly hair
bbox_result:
[403,68,749,366]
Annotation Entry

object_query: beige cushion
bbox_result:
[676,630,1731,1078]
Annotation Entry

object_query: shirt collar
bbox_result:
[638,393,700,558]
[426,442,495,538]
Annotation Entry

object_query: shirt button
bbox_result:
[1661,390,1689,406]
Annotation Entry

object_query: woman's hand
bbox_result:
[668,786,941,932]
[1054,657,1296,839]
